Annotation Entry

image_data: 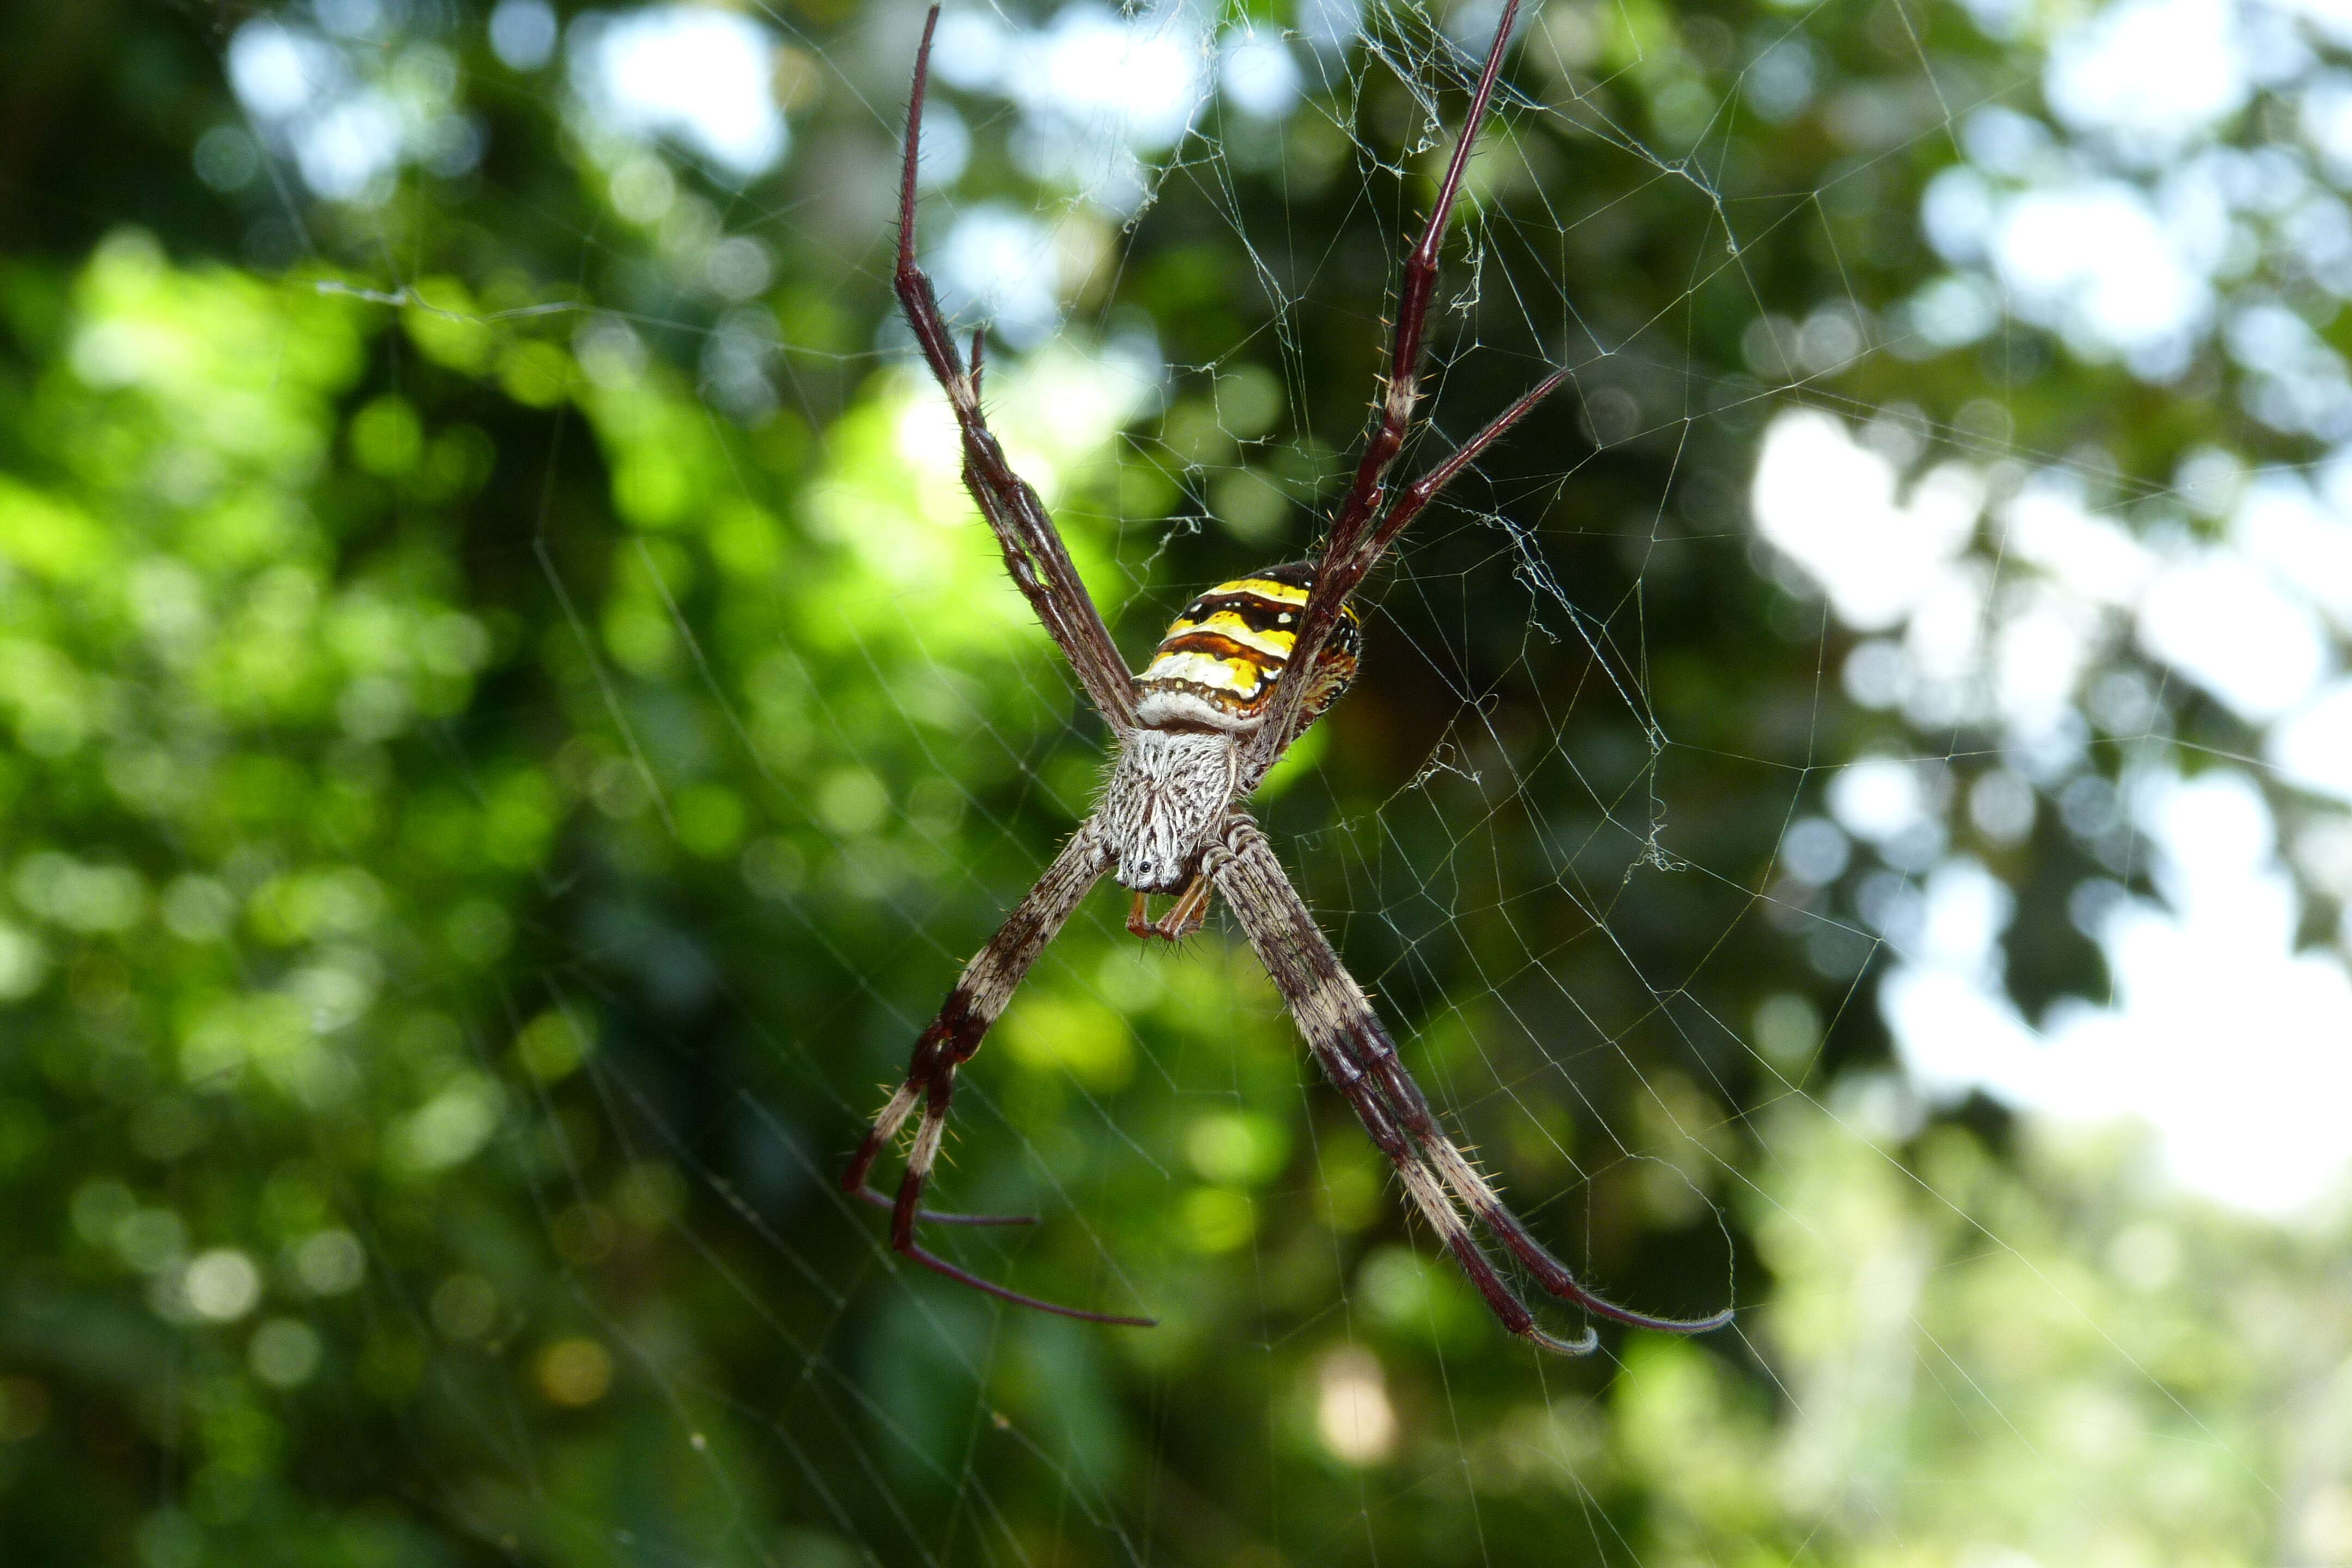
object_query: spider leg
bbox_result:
[1238,371,1577,792]
[1351,365,1577,581]
[1318,1019,1600,1355]
[844,1081,1025,1225]
[842,1013,1038,1226]
[1206,819,1728,1345]
[1204,822,1591,1355]
[840,821,1156,1326]
[893,6,1138,731]
[1339,1022,1732,1333]
[1247,0,1526,777]
[886,1048,1155,1326]
[841,828,1091,1208]
[1126,874,1212,942]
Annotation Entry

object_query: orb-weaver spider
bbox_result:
[844,0,1731,1354]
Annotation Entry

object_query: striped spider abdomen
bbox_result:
[1131,561,1363,734]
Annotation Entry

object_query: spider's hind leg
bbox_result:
[881,1052,1155,1326]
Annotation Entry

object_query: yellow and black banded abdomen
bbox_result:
[1131,561,1362,732]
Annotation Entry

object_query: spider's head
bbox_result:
[1100,728,1239,893]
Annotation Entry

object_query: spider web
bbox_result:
[24,0,2352,1563]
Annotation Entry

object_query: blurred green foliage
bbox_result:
[0,1,2342,1566]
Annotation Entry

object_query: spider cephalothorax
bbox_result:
[841,2,1731,1354]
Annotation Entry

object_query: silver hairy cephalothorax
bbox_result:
[839,1,1732,1353]
[1096,728,1241,895]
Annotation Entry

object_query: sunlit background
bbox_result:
[214,0,2352,1211]
[4,0,2352,1561]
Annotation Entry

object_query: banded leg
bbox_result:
[1247,0,1541,779]
[1340,1012,1730,1334]
[1206,819,1729,1348]
[842,820,1154,1325]
[892,6,1138,730]
[1312,1022,1600,1356]
[1204,821,1591,1355]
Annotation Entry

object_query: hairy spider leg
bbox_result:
[1209,819,1727,1346]
[1290,369,1741,1333]
[1334,1008,1734,1334]
[893,5,1137,731]
[1326,0,1525,557]
[1249,0,1579,785]
[841,824,1157,1327]
[1363,363,1577,564]
[1282,362,1735,1329]
[1239,373,1573,794]
[1203,821,1597,1353]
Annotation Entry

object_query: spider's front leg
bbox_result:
[841,820,1155,1326]
[1204,818,1731,1351]
[1205,823,1595,1354]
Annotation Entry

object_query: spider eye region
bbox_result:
[1131,564,1362,733]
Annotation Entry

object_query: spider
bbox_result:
[843,0,1732,1355]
